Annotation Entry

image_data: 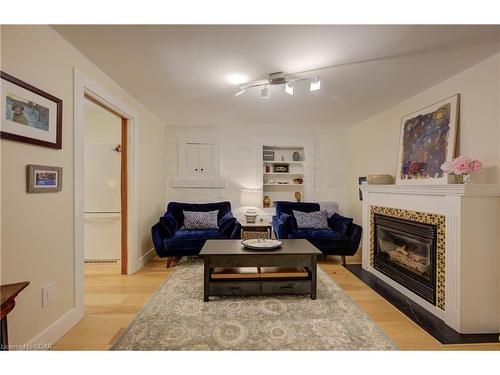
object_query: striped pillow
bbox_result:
[292,210,329,229]
[182,210,219,230]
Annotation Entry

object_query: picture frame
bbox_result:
[273,163,289,173]
[396,94,459,184]
[1,71,63,149]
[27,165,63,193]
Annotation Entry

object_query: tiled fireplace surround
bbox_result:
[361,184,500,334]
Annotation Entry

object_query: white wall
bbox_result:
[0,25,166,346]
[164,125,348,218]
[345,53,500,225]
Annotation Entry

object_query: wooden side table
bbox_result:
[241,221,272,240]
[1,281,29,351]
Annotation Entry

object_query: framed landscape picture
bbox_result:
[396,94,459,184]
[27,165,63,193]
[1,71,62,149]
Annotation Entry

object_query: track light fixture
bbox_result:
[234,71,320,98]
[234,88,246,96]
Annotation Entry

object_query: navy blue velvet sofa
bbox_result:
[272,201,362,266]
[151,201,241,266]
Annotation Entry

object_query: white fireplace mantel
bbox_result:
[360,183,500,334]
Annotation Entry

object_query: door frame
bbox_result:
[74,69,138,317]
[83,94,129,274]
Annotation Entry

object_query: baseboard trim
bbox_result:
[134,247,155,273]
[26,307,83,350]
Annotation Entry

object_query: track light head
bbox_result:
[260,86,270,99]
[310,77,321,92]
[285,82,294,96]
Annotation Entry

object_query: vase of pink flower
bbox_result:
[440,156,482,184]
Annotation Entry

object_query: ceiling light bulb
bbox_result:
[285,82,294,96]
[310,78,321,92]
[261,86,270,99]
[235,88,246,96]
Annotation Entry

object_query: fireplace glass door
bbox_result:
[373,213,437,305]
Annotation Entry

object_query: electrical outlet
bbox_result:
[42,282,55,308]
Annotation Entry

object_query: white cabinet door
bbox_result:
[185,143,201,178]
[184,142,214,178]
[198,144,213,177]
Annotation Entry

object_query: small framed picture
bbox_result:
[1,71,63,149]
[27,165,63,193]
[273,163,289,173]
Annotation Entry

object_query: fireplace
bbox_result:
[373,213,437,305]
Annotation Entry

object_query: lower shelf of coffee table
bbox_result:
[208,279,312,297]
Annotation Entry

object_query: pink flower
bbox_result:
[453,156,472,174]
[469,159,482,172]
[440,161,454,173]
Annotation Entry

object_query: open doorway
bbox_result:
[83,95,128,274]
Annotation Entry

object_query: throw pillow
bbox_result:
[328,213,353,235]
[181,210,219,230]
[292,210,329,229]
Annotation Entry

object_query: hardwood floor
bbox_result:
[52,255,500,350]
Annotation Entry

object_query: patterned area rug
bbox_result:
[111,258,396,350]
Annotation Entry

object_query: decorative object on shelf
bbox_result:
[267,179,276,184]
[281,156,285,161]
[277,181,289,184]
[265,164,271,173]
[295,191,302,203]
[241,239,282,250]
[441,156,482,184]
[273,163,289,173]
[293,178,304,184]
[240,190,263,223]
[263,195,271,208]
[263,150,275,161]
[367,174,394,185]
[26,164,63,193]
[1,71,63,149]
[396,94,459,185]
[292,151,301,161]
[358,176,367,201]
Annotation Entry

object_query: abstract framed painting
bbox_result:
[396,94,459,184]
[1,71,62,149]
[26,165,63,193]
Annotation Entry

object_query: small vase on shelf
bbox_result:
[263,195,271,208]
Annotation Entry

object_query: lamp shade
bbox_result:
[240,190,263,208]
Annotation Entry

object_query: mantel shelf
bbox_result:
[360,183,500,197]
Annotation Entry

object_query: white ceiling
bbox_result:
[52,25,500,128]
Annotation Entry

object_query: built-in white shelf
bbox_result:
[261,144,311,205]
[263,184,306,187]
[264,160,304,164]
[264,172,304,175]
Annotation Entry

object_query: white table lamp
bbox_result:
[240,190,263,223]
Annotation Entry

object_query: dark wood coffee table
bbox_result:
[199,239,321,302]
